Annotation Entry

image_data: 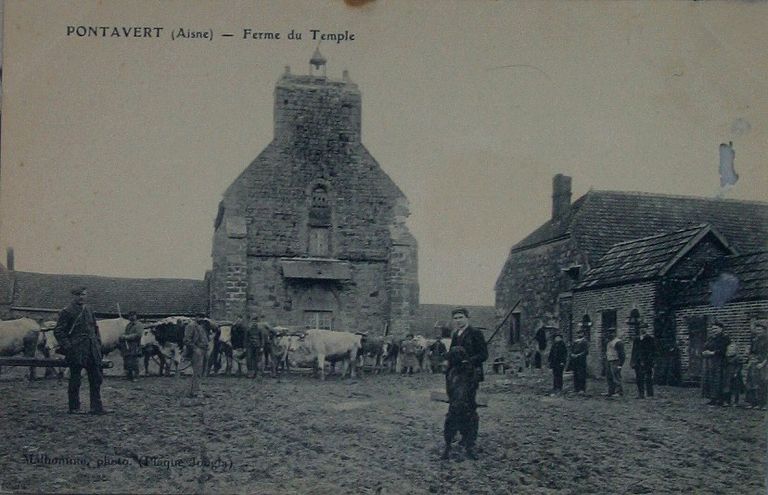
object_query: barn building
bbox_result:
[209,52,419,336]
[0,253,208,322]
[494,174,768,382]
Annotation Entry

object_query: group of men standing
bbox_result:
[544,321,658,400]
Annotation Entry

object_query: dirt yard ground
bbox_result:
[0,358,765,495]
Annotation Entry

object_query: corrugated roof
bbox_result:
[10,271,208,316]
[574,224,729,290]
[673,251,768,307]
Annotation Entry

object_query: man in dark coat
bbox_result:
[441,346,479,461]
[630,322,657,398]
[570,328,589,394]
[53,287,106,414]
[702,320,731,406]
[447,307,488,458]
[548,333,568,394]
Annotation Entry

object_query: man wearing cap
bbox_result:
[53,287,107,414]
[630,322,657,399]
[447,308,487,457]
[119,311,143,382]
[702,320,731,406]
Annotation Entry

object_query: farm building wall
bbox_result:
[571,281,657,377]
[494,237,586,363]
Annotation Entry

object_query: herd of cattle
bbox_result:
[0,317,453,381]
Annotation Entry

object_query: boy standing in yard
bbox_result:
[442,346,479,461]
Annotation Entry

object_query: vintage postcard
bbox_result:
[0,1,766,494]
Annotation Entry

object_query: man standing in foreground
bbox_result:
[446,307,488,459]
[183,318,209,398]
[53,287,107,415]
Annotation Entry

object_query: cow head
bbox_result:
[39,329,58,356]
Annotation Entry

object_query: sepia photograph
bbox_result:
[0,1,766,493]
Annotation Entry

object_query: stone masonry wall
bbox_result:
[244,257,390,334]
[210,68,418,328]
[495,238,587,352]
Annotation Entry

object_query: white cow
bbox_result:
[273,334,302,372]
[0,318,41,356]
[96,318,130,355]
[40,318,128,356]
[0,318,42,378]
[290,329,362,380]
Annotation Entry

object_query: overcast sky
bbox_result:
[1,1,766,306]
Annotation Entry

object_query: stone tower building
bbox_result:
[210,52,418,336]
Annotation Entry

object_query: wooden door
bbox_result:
[686,316,707,379]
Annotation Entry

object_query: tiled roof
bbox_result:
[673,251,768,307]
[510,190,768,262]
[10,271,208,316]
[574,224,731,290]
[413,304,498,337]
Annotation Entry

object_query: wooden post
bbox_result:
[486,299,522,345]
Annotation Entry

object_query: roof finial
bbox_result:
[309,43,327,77]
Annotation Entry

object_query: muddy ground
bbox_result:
[0,356,765,495]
